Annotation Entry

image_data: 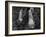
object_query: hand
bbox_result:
[19,18,23,22]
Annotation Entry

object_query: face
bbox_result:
[29,8,34,19]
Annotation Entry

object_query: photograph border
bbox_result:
[5,1,45,36]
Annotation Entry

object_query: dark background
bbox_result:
[12,6,40,30]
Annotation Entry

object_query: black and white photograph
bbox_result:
[12,7,40,30]
[5,1,45,36]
